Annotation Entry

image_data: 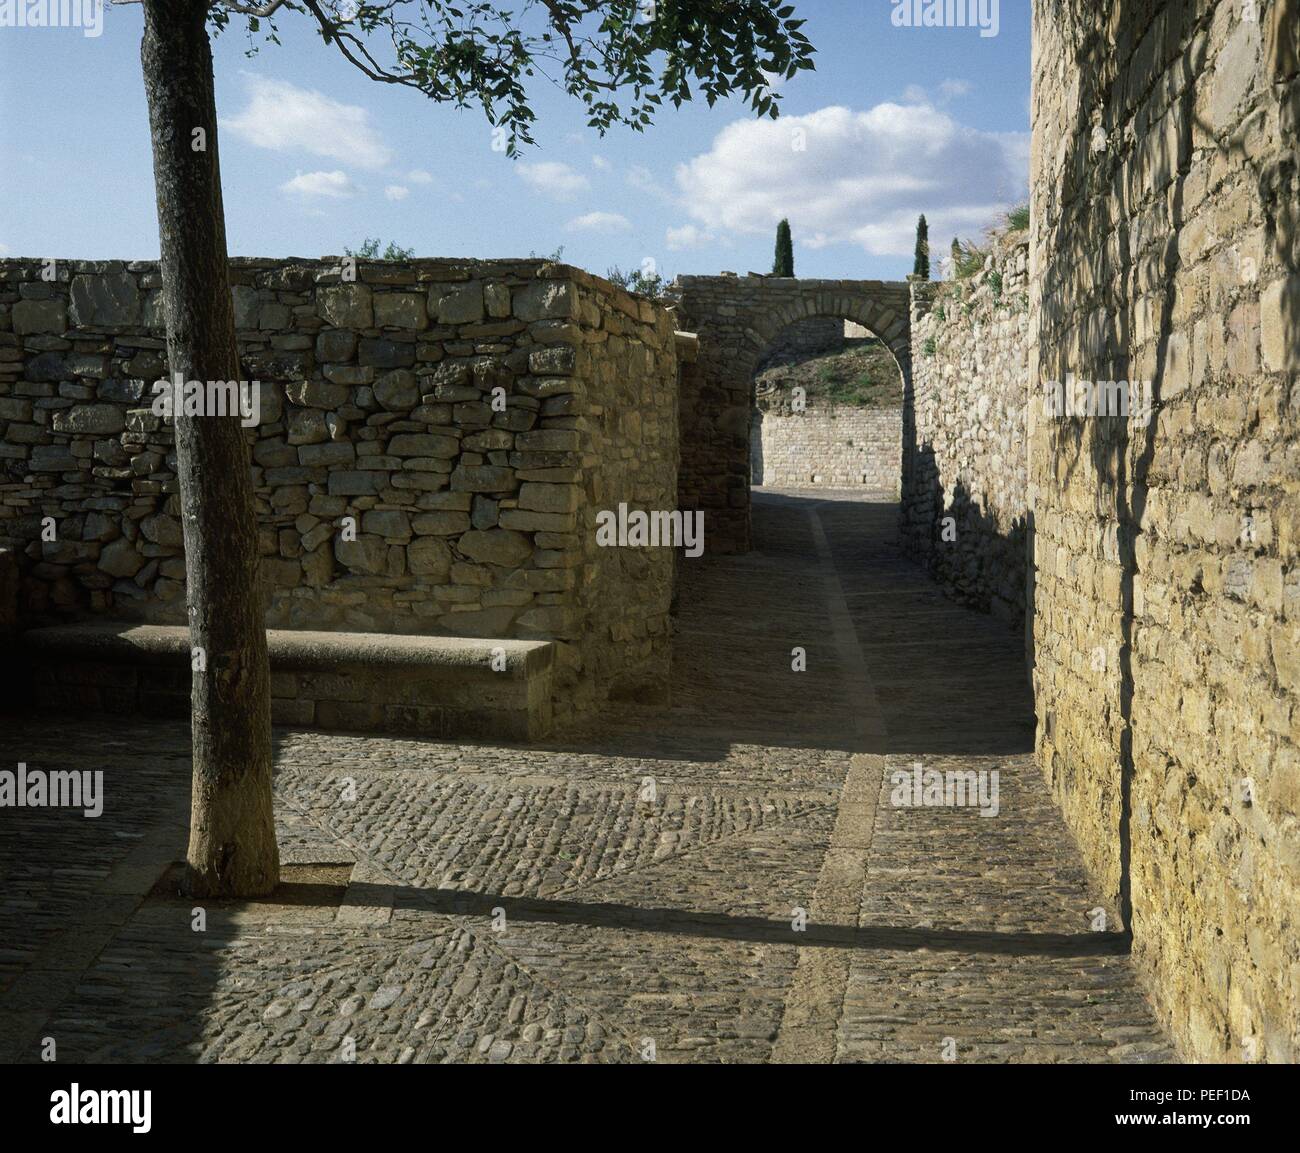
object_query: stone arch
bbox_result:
[674,275,914,553]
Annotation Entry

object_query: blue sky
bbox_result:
[0,1,1030,280]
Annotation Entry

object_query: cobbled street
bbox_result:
[0,491,1174,1063]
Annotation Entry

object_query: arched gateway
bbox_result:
[674,274,913,553]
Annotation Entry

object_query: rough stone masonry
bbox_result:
[752,406,903,492]
[0,257,679,725]
[892,0,1297,1063]
[1028,0,1299,1061]
[904,231,1032,624]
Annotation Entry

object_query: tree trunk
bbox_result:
[141,0,279,897]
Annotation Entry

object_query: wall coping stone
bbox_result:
[23,623,553,676]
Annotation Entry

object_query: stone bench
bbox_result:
[21,623,554,741]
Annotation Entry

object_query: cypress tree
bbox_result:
[773,218,794,277]
[913,214,930,280]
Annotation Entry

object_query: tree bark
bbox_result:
[141,0,279,897]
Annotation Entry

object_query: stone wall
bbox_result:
[1030,0,1299,1061]
[0,257,679,724]
[751,406,902,492]
[903,235,1032,623]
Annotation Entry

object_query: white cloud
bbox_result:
[407,169,434,185]
[939,78,974,100]
[666,224,716,251]
[591,155,611,171]
[384,185,410,201]
[674,103,1028,258]
[224,76,392,169]
[902,84,928,103]
[516,161,590,199]
[625,164,670,200]
[280,170,356,199]
[567,211,632,233]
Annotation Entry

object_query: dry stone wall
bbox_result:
[903,236,1032,623]
[0,257,678,724]
[1031,0,1299,1061]
[751,406,902,492]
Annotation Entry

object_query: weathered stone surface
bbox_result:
[407,536,452,576]
[12,299,67,335]
[69,271,140,326]
[389,433,459,459]
[299,441,355,467]
[328,471,387,496]
[450,465,517,493]
[358,339,415,369]
[373,370,419,411]
[0,398,34,422]
[287,408,330,446]
[362,510,412,541]
[498,509,576,533]
[317,328,358,362]
[433,282,484,325]
[335,535,387,574]
[513,280,573,321]
[457,528,532,567]
[52,404,126,436]
[528,346,576,375]
[29,445,78,471]
[97,536,144,577]
[318,284,373,328]
[140,513,183,548]
[517,482,580,515]
[516,430,579,453]
[373,292,428,330]
[286,379,349,409]
[412,511,470,536]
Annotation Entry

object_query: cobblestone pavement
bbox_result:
[0,490,1175,1063]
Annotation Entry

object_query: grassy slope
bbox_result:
[754,337,904,410]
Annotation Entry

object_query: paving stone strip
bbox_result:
[770,504,885,1062]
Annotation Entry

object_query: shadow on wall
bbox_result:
[903,441,1030,630]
